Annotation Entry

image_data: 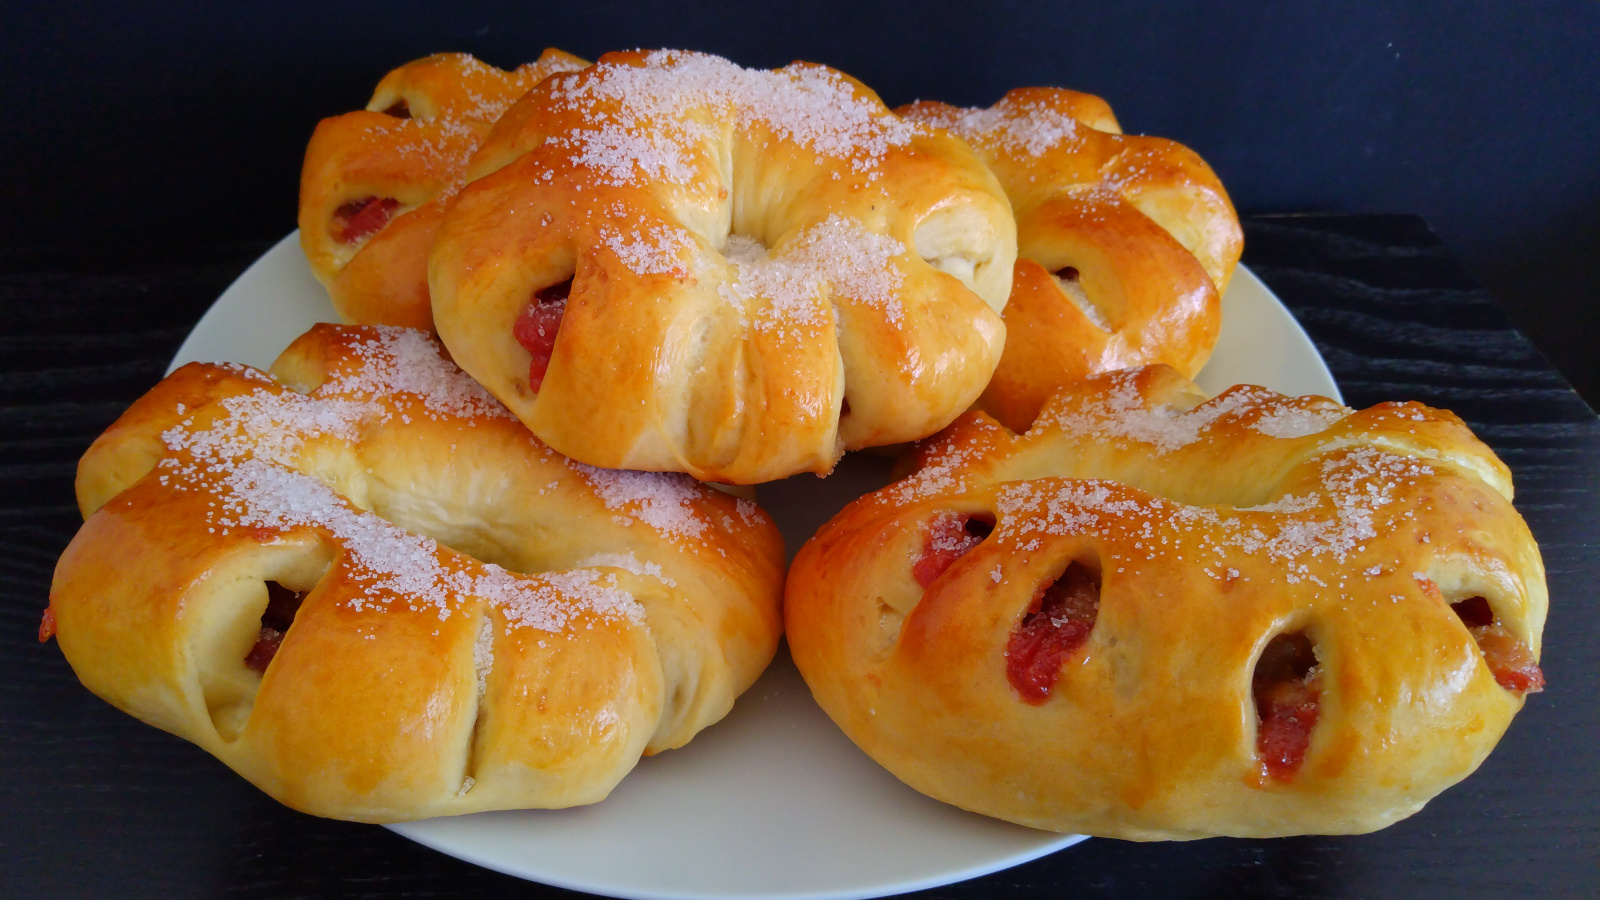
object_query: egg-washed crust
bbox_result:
[786,365,1545,840]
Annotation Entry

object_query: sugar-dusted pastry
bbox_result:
[46,324,784,823]
[299,50,587,328]
[787,365,1545,839]
[430,50,1018,484]
[903,90,1243,432]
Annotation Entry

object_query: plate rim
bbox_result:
[166,232,1341,900]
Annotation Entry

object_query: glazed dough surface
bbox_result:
[786,366,1545,839]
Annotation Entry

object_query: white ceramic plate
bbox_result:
[170,233,1340,900]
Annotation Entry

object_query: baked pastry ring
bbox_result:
[430,50,1017,484]
[299,50,587,328]
[46,324,784,823]
[902,90,1243,432]
[786,365,1545,839]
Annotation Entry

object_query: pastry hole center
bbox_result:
[1005,562,1100,704]
[1451,596,1544,695]
[382,99,412,119]
[912,512,995,588]
[1252,630,1321,782]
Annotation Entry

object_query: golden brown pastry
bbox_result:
[46,324,784,823]
[902,90,1244,432]
[786,365,1545,839]
[430,50,1017,484]
[299,50,587,328]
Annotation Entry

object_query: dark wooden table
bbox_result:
[3,215,1595,898]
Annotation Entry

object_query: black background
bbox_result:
[6,1,1599,405]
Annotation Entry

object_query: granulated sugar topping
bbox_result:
[563,123,699,185]
[544,50,918,184]
[984,443,1434,577]
[153,331,655,632]
[569,462,709,540]
[885,457,969,507]
[356,52,586,197]
[358,116,479,193]
[491,568,646,632]
[906,99,1085,158]
[1037,374,1251,453]
[878,417,1006,506]
[373,54,584,125]
[1251,402,1351,439]
[719,215,906,333]
[337,327,513,421]
[576,551,678,588]
[1036,376,1350,455]
[734,497,763,526]
[599,221,696,277]
[880,379,1454,586]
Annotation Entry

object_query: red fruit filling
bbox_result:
[332,196,401,244]
[38,607,55,643]
[512,279,573,392]
[1253,631,1321,782]
[244,582,307,674]
[1005,563,1100,704]
[1451,595,1545,694]
[911,513,994,588]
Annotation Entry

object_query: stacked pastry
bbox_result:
[300,50,588,328]
[50,324,785,822]
[901,89,1242,432]
[45,48,1545,839]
